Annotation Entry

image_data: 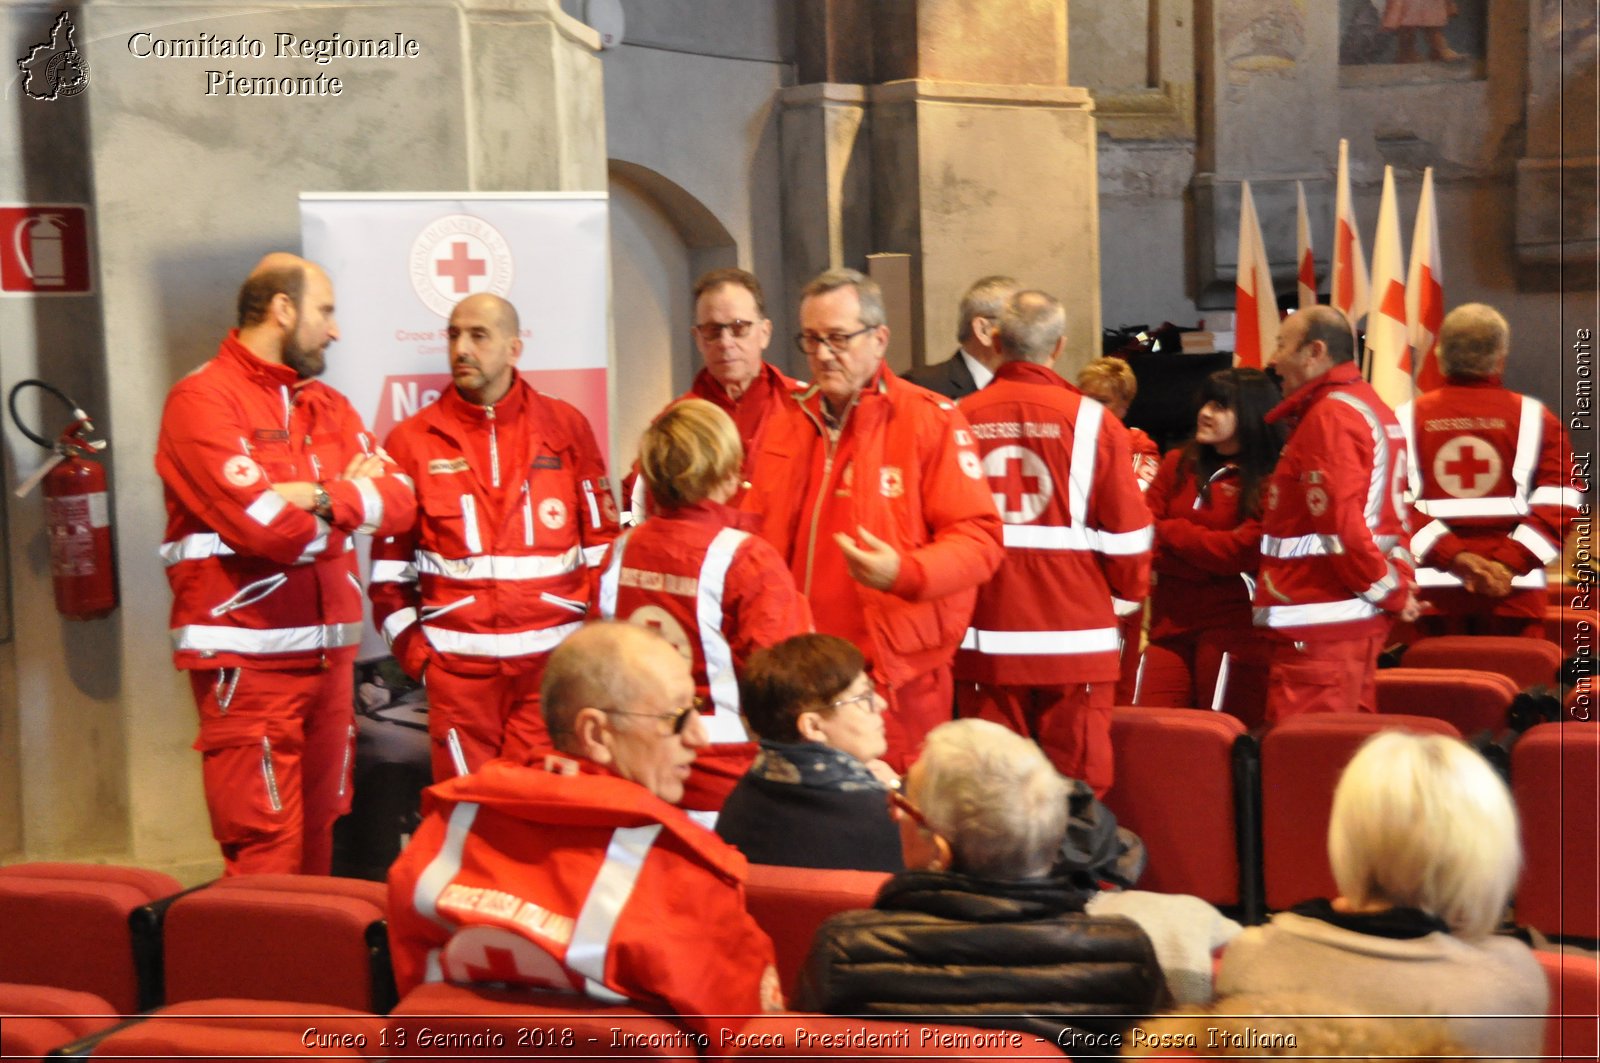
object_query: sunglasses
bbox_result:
[692,320,758,342]
[602,697,705,736]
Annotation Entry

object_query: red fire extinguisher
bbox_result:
[9,380,118,620]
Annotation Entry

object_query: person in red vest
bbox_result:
[387,621,782,1038]
[1256,306,1419,721]
[741,268,1003,772]
[1398,303,1581,637]
[156,252,416,874]
[370,293,621,780]
[955,291,1153,796]
[626,268,801,520]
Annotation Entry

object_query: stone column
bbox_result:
[1515,0,1597,277]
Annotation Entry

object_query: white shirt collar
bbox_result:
[959,348,994,390]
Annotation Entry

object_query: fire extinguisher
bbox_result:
[8,379,118,620]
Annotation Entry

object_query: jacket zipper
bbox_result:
[485,405,500,488]
[521,483,534,546]
[261,737,283,812]
[210,573,289,617]
[461,494,483,554]
[800,403,840,597]
[338,724,355,798]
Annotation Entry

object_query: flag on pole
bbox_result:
[1332,138,1370,325]
[1408,167,1447,392]
[1366,165,1412,407]
[1233,180,1280,369]
[1296,180,1316,309]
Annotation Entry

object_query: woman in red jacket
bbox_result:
[1136,369,1285,727]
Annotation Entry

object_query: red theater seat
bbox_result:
[0,862,180,1013]
[76,998,386,1060]
[1375,667,1518,735]
[0,983,118,1060]
[1103,707,1256,916]
[1402,635,1563,690]
[389,980,699,1059]
[1537,951,1600,1063]
[162,873,393,1012]
[743,864,889,1003]
[721,1013,1063,1059]
[1514,723,1600,941]
[1261,714,1459,912]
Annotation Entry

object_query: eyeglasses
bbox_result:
[885,787,930,829]
[603,697,705,736]
[829,685,882,713]
[794,325,875,356]
[692,320,759,342]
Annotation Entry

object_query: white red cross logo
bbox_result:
[628,605,693,662]
[440,926,578,992]
[981,445,1053,523]
[1432,435,1502,499]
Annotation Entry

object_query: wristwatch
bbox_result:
[312,483,333,521]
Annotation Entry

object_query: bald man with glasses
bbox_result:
[740,268,1004,772]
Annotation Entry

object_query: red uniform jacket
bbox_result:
[1255,362,1413,641]
[370,379,621,678]
[386,758,775,1039]
[1147,448,1261,640]
[953,361,1152,684]
[591,500,814,742]
[626,363,803,521]
[740,366,1004,689]
[1398,376,1580,619]
[157,332,416,670]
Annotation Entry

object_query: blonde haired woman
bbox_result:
[1218,730,1546,1057]
[592,399,812,810]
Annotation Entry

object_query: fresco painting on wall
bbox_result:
[1339,0,1487,66]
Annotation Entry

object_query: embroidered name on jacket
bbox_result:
[532,455,563,470]
[618,567,699,598]
[436,883,575,946]
[970,421,1063,440]
[428,457,470,475]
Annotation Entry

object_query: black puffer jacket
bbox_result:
[794,871,1167,1049]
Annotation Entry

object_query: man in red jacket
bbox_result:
[371,293,621,780]
[741,269,1004,771]
[1398,303,1581,637]
[955,291,1152,795]
[626,268,800,520]
[1256,306,1419,722]
[387,621,781,1038]
[157,252,417,875]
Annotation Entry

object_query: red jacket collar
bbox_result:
[655,497,760,532]
[1444,374,1504,388]
[219,330,300,388]
[1266,360,1363,425]
[797,361,894,422]
[993,360,1078,391]
[439,374,530,423]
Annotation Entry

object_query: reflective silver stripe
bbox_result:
[1254,599,1381,627]
[370,559,417,584]
[172,621,363,654]
[1512,523,1561,564]
[698,528,749,733]
[1414,496,1527,519]
[420,595,478,622]
[522,488,534,546]
[595,530,631,618]
[1262,533,1345,559]
[209,573,288,617]
[1416,566,1547,590]
[1001,523,1152,555]
[414,801,481,932]
[1328,391,1389,528]
[566,825,662,996]
[161,533,235,566]
[1511,395,1542,500]
[1358,562,1402,605]
[301,518,332,559]
[1410,520,1451,559]
[1396,400,1421,497]
[959,626,1121,655]
[392,473,415,492]
[1067,398,1103,525]
[582,545,609,568]
[539,592,588,615]
[582,480,602,529]
[1531,486,1585,510]
[354,477,383,535]
[415,547,582,581]
[422,620,583,658]
[460,494,482,554]
[246,491,287,526]
[381,607,419,647]
[1111,596,1141,617]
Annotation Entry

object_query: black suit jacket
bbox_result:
[903,350,978,400]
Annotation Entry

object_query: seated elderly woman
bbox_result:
[1218,730,1547,1057]
[715,634,903,871]
[795,718,1165,1043]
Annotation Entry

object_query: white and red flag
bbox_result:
[1296,180,1316,309]
[1408,166,1447,392]
[1331,138,1370,326]
[1366,165,1413,407]
[1233,180,1280,369]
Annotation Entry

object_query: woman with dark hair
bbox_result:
[1135,368,1286,726]
[715,634,903,872]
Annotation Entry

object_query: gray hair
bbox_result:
[957,275,1020,343]
[995,290,1066,365]
[800,268,886,328]
[1438,303,1510,378]
[913,719,1069,880]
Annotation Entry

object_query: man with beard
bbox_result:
[371,293,621,780]
[156,252,416,875]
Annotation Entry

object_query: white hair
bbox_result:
[913,719,1069,880]
[1328,731,1521,940]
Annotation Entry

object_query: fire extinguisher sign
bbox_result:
[0,204,93,296]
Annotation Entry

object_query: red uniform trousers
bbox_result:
[1137,627,1272,730]
[1263,631,1387,724]
[956,680,1114,796]
[187,648,356,876]
[884,666,955,773]
[422,660,553,780]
